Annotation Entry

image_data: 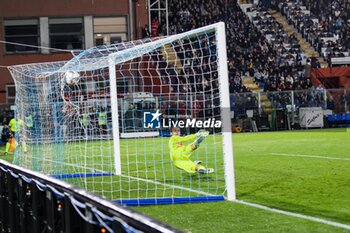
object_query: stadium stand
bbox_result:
[276,0,350,65]
[246,5,314,91]
[163,0,315,94]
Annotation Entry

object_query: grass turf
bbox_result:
[135,201,349,233]
[134,129,350,232]
[1,128,349,232]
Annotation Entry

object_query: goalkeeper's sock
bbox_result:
[194,160,202,165]
[5,142,10,153]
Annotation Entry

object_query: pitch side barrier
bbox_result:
[0,159,181,233]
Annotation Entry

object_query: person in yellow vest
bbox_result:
[26,114,33,129]
[98,108,107,135]
[79,112,91,136]
[26,114,34,139]
[4,116,27,155]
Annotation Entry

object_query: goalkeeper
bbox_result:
[169,127,214,174]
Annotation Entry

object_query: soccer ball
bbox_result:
[64,71,80,85]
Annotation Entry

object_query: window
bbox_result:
[6,84,16,104]
[49,18,84,51]
[93,17,128,46]
[4,19,40,53]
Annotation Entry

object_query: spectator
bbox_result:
[142,24,150,38]
[304,59,312,78]
[1,123,10,146]
[151,17,159,37]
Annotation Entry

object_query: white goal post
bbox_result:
[216,23,236,201]
[8,22,235,205]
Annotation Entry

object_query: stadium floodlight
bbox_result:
[8,22,235,205]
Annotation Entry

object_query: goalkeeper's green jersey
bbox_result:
[168,134,197,161]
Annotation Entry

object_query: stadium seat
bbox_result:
[327,115,334,122]
[345,113,350,121]
[335,114,342,122]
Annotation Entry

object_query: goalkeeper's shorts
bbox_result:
[174,160,197,174]
[171,143,198,173]
[171,143,195,160]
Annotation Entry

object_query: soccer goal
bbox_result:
[8,22,235,205]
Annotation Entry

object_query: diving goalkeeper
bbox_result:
[169,127,214,174]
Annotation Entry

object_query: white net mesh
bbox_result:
[8,23,233,204]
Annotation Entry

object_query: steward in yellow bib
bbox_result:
[5,116,27,155]
[98,109,107,135]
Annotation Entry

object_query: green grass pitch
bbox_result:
[135,129,350,232]
[1,128,349,232]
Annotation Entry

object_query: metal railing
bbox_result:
[0,159,182,233]
[230,88,350,131]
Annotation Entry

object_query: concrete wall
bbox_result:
[311,67,350,89]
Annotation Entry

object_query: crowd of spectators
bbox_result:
[143,0,350,121]
[249,5,314,92]
[153,33,219,95]
[147,0,315,95]
[276,0,350,63]
[268,85,325,109]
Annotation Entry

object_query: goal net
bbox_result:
[8,22,235,205]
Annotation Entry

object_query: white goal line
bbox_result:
[270,153,350,161]
[120,174,219,197]
[236,200,350,231]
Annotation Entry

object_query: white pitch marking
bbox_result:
[270,153,350,161]
[120,174,350,230]
[121,174,350,230]
[32,157,110,174]
[120,174,216,197]
[236,200,350,231]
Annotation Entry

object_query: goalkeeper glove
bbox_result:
[196,129,209,137]
[195,130,209,146]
